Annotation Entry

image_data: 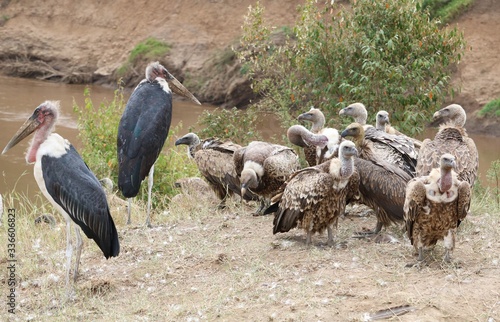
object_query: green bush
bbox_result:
[73,86,198,206]
[237,0,466,135]
[196,106,264,145]
[117,37,171,76]
[478,98,500,118]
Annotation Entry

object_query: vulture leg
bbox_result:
[327,226,335,246]
[126,198,132,225]
[417,247,424,262]
[443,229,455,263]
[253,198,271,216]
[306,231,313,246]
[146,164,155,228]
[73,224,83,282]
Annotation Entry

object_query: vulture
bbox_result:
[404,154,471,262]
[296,107,342,165]
[271,140,360,246]
[340,123,413,234]
[376,110,422,150]
[175,132,259,207]
[341,122,417,178]
[286,124,338,166]
[339,102,370,127]
[417,104,479,187]
[234,141,301,215]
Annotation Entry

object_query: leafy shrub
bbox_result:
[478,98,500,118]
[237,0,466,135]
[117,37,171,76]
[196,106,264,145]
[73,86,198,207]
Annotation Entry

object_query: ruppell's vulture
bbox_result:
[404,154,471,262]
[375,110,422,150]
[271,140,360,246]
[417,104,478,187]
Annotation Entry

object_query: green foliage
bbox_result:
[478,98,500,118]
[420,0,475,23]
[486,160,500,208]
[73,86,198,207]
[237,0,466,135]
[118,37,171,75]
[196,107,263,145]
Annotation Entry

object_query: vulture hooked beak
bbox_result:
[2,111,41,154]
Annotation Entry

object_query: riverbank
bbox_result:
[0,0,499,135]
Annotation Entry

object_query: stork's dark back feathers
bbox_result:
[117,80,172,198]
[43,145,119,258]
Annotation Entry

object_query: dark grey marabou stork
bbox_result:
[2,101,119,294]
[117,61,201,227]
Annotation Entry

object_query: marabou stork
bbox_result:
[117,61,201,227]
[2,101,119,294]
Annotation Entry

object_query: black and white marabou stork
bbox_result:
[2,101,119,293]
[117,61,201,227]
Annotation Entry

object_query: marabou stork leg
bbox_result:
[73,225,83,282]
[146,164,155,228]
[64,220,73,291]
[126,198,132,225]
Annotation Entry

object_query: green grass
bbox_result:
[478,98,500,118]
[117,37,171,76]
[421,0,476,23]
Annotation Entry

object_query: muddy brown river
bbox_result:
[1,75,499,199]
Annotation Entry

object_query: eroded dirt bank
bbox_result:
[0,0,499,134]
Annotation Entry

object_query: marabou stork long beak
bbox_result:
[164,69,202,105]
[2,112,41,154]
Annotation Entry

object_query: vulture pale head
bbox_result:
[240,161,264,197]
[175,132,201,159]
[298,107,326,132]
[340,122,365,147]
[431,104,466,128]
[339,102,368,125]
[376,110,390,131]
[287,125,329,149]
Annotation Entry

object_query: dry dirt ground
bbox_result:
[1,186,499,321]
[0,0,499,133]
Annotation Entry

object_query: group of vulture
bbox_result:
[176,102,478,263]
[1,61,479,294]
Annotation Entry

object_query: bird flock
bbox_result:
[1,61,479,296]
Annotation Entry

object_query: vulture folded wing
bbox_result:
[403,178,427,243]
[457,181,471,225]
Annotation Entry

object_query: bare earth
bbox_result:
[1,1,500,321]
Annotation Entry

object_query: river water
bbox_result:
[1,75,499,197]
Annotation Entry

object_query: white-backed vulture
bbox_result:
[234,141,301,215]
[271,140,360,246]
[175,133,258,207]
[341,122,417,178]
[376,110,422,150]
[404,154,471,262]
[297,107,342,165]
[340,123,413,234]
[287,125,339,166]
[417,104,479,186]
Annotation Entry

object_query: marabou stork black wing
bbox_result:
[42,145,120,258]
[117,81,171,197]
